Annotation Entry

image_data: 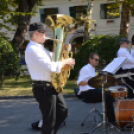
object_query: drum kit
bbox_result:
[87,71,134,134]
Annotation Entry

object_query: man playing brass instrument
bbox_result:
[117,38,134,98]
[25,22,75,134]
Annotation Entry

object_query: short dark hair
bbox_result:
[89,53,99,59]
[88,53,99,63]
[29,22,46,32]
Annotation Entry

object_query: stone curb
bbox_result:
[0,94,76,99]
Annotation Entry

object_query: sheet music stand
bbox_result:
[102,57,127,75]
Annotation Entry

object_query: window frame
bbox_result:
[100,3,120,19]
[39,7,58,23]
[69,6,87,20]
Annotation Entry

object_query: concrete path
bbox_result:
[0,97,132,134]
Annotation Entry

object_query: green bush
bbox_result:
[74,35,122,76]
[69,69,76,80]
[0,37,23,86]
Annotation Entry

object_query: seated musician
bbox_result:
[77,53,115,124]
[117,38,134,98]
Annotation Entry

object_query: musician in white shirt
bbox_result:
[25,22,75,134]
[77,53,115,124]
[117,38,134,98]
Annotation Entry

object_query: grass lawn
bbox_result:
[0,75,77,96]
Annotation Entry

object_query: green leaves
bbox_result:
[0,38,23,84]
[75,35,122,75]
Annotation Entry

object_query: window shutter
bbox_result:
[117,10,120,18]
[39,8,44,14]
[100,4,106,19]
[83,6,88,15]
[39,8,46,23]
[132,8,134,16]
[54,8,58,14]
[69,7,75,18]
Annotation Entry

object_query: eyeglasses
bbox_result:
[38,31,46,34]
[92,58,100,62]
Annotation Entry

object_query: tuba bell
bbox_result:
[45,14,77,93]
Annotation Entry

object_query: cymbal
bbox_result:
[88,75,116,89]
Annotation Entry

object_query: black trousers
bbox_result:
[122,69,134,98]
[81,89,115,123]
[32,84,68,134]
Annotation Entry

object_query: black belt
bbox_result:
[32,81,53,88]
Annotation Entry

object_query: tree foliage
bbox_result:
[74,35,122,76]
[11,0,45,52]
[0,0,45,52]
[108,0,134,38]
[0,37,23,87]
[107,3,120,17]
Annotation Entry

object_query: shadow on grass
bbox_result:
[0,88,33,96]
[0,88,5,90]
[4,75,31,79]
[0,76,77,96]
[0,81,32,88]
[64,83,77,90]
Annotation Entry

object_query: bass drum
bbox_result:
[115,99,134,128]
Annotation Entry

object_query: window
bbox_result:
[100,3,120,19]
[132,7,134,17]
[39,8,58,23]
[69,6,87,20]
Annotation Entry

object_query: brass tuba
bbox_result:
[45,14,77,93]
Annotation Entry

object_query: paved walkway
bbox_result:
[0,97,132,134]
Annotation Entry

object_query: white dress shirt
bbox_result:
[25,40,62,82]
[77,64,95,95]
[117,48,134,70]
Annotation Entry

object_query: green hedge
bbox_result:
[74,35,122,77]
[0,38,23,86]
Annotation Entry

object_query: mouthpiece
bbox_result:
[45,37,51,40]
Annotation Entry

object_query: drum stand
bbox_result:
[89,72,122,134]
[121,77,134,92]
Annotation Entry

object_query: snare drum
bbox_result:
[108,85,127,100]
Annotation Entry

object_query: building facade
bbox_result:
[27,0,134,49]
[3,0,134,66]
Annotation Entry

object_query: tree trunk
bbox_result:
[83,22,90,43]
[120,2,132,38]
[12,0,36,52]
[1,75,4,87]
[83,0,94,43]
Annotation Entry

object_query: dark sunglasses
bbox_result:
[38,31,45,34]
[92,58,100,62]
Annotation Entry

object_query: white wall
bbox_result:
[28,0,134,43]
[92,0,134,42]
[1,0,134,43]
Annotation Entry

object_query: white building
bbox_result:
[4,0,134,66]
[27,0,134,49]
